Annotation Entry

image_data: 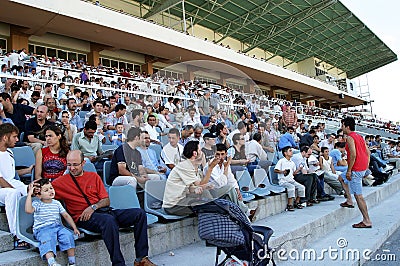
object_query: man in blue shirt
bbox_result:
[137,131,169,179]
[330,142,348,174]
[278,127,298,151]
[219,111,233,130]
[28,56,37,72]
[65,98,83,130]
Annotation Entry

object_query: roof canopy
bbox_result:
[139,0,397,79]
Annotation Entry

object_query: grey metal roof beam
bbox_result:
[242,0,337,53]
[347,56,397,79]
[215,0,286,43]
[143,0,182,19]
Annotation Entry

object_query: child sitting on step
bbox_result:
[25,179,80,266]
[274,146,306,211]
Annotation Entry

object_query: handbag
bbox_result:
[69,173,111,213]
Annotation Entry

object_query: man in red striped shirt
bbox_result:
[282,106,298,129]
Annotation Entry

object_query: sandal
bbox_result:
[340,202,355,208]
[352,221,372,228]
[286,204,295,211]
[306,202,313,207]
[13,236,30,250]
[295,203,303,209]
[309,199,320,204]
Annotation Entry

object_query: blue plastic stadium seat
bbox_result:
[11,146,35,181]
[255,168,285,194]
[109,185,158,225]
[236,170,270,197]
[144,180,187,220]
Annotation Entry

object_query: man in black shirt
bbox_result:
[25,105,53,154]
[201,133,216,164]
[299,129,316,149]
[0,92,35,133]
[109,127,159,189]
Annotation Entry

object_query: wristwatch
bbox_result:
[91,204,98,211]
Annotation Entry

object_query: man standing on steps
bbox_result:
[341,117,372,229]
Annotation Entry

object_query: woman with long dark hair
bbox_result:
[34,125,69,180]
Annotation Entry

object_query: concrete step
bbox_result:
[0,193,288,265]
[0,175,398,265]
[279,189,400,265]
[0,213,9,232]
[264,174,400,253]
[148,174,400,266]
[0,231,13,253]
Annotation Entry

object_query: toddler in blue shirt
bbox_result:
[25,179,80,266]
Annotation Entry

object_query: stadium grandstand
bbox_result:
[0,0,399,265]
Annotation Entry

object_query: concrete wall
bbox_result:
[297,57,316,77]
[100,49,145,64]
[29,33,90,52]
[0,22,10,37]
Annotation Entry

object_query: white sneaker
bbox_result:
[50,263,61,266]
[365,174,375,180]
[384,165,394,171]
[363,177,375,186]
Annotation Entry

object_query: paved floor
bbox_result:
[364,226,400,265]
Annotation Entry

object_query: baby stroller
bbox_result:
[193,199,275,266]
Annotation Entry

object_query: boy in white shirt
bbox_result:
[274,146,305,211]
[110,123,126,146]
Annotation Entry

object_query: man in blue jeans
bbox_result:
[52,150,156,266]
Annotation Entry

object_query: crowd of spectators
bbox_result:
[0,48,399,265]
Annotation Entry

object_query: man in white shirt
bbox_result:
[19,48,28,62]
[143,114,161,145]
[319,133,336,152]
[187,99,200,119]
[291,146,319,206]
[246,97,259,114]
[143,95,154,107]
[157,106,174,130]
[18,80,32,100]
[182,108,201,126]
[0,124,33,249]
[245,132,272,173]
[164,97,176,113]
[161,128,184,170]
[315,125,325,140]
[205,144,258,221]
[8,51,19,68]
[227,121,248,144]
